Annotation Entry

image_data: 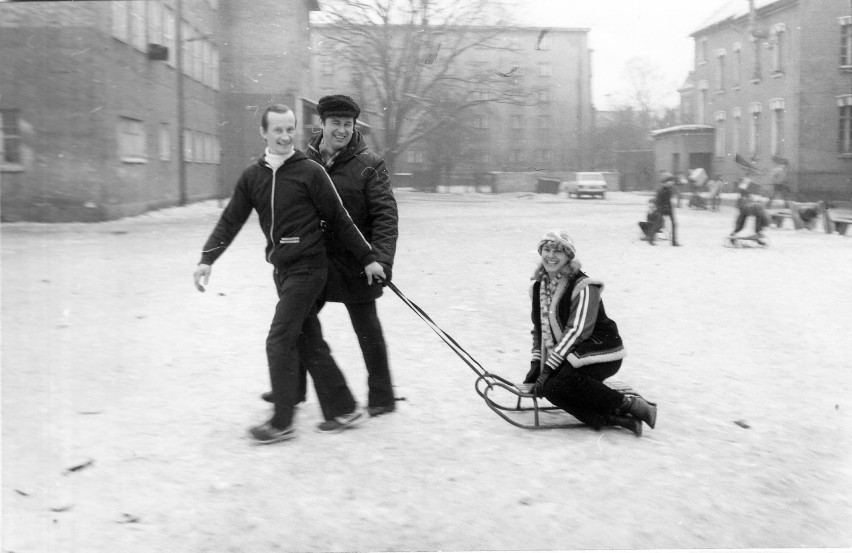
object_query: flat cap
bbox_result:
[317,95,361,119]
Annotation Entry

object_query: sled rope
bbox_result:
[383,281,490,379]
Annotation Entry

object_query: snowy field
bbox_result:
[2,190,851,552]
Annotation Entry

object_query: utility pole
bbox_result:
[175,0,187,206]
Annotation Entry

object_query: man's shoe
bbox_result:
[367,405,395,417]
[317,409,368,433]
[260,391,306,404]
[249,422,296,444]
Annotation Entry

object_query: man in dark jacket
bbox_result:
[193,104,386,444]
[267,94,399,416]
[646,172,680,246]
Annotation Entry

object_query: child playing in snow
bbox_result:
[730,177,771,243]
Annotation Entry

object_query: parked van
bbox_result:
[561,172,608,199]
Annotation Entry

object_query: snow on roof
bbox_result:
[691,0,780,36]
[650,124,715,137]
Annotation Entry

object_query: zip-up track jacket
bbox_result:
[199,150,376,271]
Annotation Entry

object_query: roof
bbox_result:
[691,0,782,36]
[650,124,715,137]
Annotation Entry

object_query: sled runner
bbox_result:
[383,280,648,430]
[725,234,768,248]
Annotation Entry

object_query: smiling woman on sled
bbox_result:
[523,229,658,436]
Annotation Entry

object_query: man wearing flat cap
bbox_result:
[261,94,399,416]
[312,94,399,416]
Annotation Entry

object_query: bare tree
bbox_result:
[314,0,531,173]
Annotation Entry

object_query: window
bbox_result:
[129,1,147,51]
[770,24,785,75]
[181,21,192,76]
[715,49,726,91]
[321,56,334,76]
[510,115,523,130]
[111,2,129,42]
[118,117,147,162]
[697,37,708,65]
[472,115,489,129]
[509,150,525,163]
[158,123,171,161]
[162,5,176,67]
[750,36,762,82]
[770,98,785,157]
[748,102,762,160]
[1,110,22,165]
[732,43,743,88]
[537,116,551,130]
[841,16,852,67]
[147,1,163,46]
[210,47,220,90]
[697,80,708,124]
[405,150,423,164]
[839,94,852,154]
[538,63,552,77]
[714,111,726,158]
[537,90,550,103]
[536,149,553,163]
[732,107,741,156]
[183,128,193,162]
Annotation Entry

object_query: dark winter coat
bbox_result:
[308,131,398,303]
[530,264,626,374]
[199,150,376,272]
[654,184,674,215]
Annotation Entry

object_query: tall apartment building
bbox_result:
[0,0,317,221]
[310,24,593,179]
[680,0,852,200]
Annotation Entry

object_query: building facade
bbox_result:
[681,0,852,200]
[0,0,317,222]
[309,24,593,181]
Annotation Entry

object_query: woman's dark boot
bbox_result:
[622,396,657,429]
[610,415,642,437]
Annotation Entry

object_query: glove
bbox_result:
[532,367,553,398]
[523,361,540,384]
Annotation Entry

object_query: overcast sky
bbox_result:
[505,0,734,110]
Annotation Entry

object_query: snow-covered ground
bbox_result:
[3,190,851,552]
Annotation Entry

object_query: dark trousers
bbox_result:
[267,266,355,429]
[733,204,769,235]
[345,301,395,408]
[297,299,395,409]
[541,360,625,429]
[648,210,677,244]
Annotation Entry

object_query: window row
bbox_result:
[404,149,555,164]
[470,114,555,130]
[111,1,220,89]
[117,117,220,163]
[711,102,786,160]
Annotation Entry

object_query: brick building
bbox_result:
[309,24,593,181]
[677,0,852,200]
[0,0,318,222]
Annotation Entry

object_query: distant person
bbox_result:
[645,172,680,246]
[193,104,385,444]
[707,175,724,212]
[261,94,400,417]
[767,159,791,208]
[687,167,708,210]
[730,177,771,244]
[523,229,657,436]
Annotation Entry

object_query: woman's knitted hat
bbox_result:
[537,229,576,259]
